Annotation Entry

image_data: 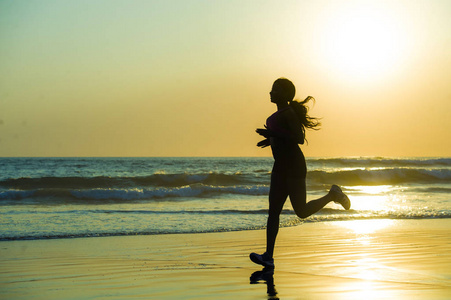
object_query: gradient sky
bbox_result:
[1,0,450,157]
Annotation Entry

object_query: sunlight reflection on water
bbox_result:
[331,219,404,299]
[334,219,394,235]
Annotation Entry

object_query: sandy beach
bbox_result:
[1,219,450,299]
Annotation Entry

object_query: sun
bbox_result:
[315,2,410,84]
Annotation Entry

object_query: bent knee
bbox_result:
[293,206,309,219]
[295,211,310,219]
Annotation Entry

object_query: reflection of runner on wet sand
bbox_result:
[250,78,351,269]
[250,267,278,299]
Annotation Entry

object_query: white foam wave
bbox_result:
[70,185,270,200]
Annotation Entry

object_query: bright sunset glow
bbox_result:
[0,0,450,157]
[317,2,410,83]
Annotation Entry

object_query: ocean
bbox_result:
[0,157,450,240]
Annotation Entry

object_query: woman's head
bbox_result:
[270,78,321,141]
[270,78,296,103]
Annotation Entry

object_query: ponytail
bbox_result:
[289,96,321,143]
[273,78,321,143]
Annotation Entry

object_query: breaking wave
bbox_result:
[1,167,450,202]
[1,168,450,189]
[308,168,451,185]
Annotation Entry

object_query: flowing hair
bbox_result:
[289,96,321,143]
[274,78,321,143]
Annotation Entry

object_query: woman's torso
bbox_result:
[266,107,300,157]
[266,107,306,177]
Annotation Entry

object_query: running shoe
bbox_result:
[249,252,275,268]
[331,184,351,210]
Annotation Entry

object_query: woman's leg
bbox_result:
[288,178,337,219]
[266,171,289,258]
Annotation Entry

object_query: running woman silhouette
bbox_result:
[250,78,350,268]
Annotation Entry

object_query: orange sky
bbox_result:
[1,0,450,157]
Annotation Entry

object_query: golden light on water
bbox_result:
[336,219,394,235]
[343,280,396,300]
[333,219,402,299]
[343,185,398,212]
[353,186,393,195]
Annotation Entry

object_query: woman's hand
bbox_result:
[257,138,271,148]
[256,125,272,138]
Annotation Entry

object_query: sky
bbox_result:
[1,0,450,157]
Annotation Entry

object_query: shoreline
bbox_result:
[3,215,450,242]
[1,219,450,299]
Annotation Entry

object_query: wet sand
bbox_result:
[1,219,450,299]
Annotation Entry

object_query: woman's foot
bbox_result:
[250,252,275,268]
[330,185,351,210]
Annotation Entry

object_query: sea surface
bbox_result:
[1,157,450,240]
